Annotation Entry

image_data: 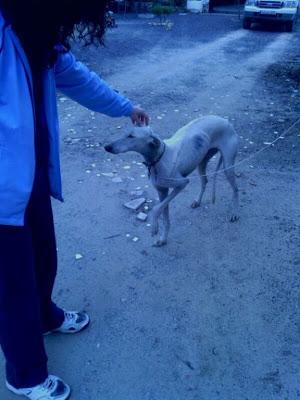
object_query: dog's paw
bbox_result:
[191,200,200,209]
[230,214,239,223]
[153,239,167,247]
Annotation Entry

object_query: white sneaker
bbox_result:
[52,311,90,334]
[6,375,71,400]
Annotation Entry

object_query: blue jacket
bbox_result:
[0,11,133,226]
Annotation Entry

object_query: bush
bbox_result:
[151,3,176,16]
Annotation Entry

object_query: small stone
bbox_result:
[131,190,144,197]
[137,212,148,222]
[86,170,91,174]
[75,253,83,260]
[132,237,139,242]
[59,97,67,102]
[101,172,115,178]
[124,198,146,211]
[112,177,123,183]
[126,234,131,238]
[123,165,131,170]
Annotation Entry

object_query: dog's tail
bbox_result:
[212,154,223,204]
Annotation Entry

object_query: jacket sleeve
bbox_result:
[54,51,134,118]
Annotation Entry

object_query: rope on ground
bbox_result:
[201,116,300,178]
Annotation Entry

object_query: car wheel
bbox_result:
[243,18,251,29]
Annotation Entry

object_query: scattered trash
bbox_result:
[103,233,122,240]
[112,177,123,183]
[124,198,146,211]
[137,212,148,222]
[130,190,144,197]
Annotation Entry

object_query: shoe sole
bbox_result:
[6,381,71,400]
[44,315,90,336]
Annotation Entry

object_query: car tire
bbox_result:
[243,18,251,29]
[285,21,294,32]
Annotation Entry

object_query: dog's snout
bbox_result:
[104,144,113,153]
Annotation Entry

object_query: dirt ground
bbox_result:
[1,13,300,400]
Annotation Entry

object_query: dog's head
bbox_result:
[104,126,161,156]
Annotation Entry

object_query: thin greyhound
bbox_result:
[105,116,239,246]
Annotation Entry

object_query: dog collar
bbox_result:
[143,142,166,177]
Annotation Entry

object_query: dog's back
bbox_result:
[165,116,236,149]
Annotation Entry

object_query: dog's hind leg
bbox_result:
[222,151,239,222]
[212,154,223,204]
[191,160,208,209]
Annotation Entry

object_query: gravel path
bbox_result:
[1,14,299,400]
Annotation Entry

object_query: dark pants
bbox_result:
[0,165,64,389]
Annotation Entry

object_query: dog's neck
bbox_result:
[142,140,166,173]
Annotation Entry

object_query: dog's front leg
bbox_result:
[152,188,170,247]
[151,181,189,245]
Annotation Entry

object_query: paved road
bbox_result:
[1,14,299,400]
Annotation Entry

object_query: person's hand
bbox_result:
[130,106,150,126]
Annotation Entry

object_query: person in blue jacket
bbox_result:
[0,1,149,399]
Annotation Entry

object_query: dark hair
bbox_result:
[0,0,108,70]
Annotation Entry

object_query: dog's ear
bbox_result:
[148,134,161,149]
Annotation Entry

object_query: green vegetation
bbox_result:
[151,3,176,18]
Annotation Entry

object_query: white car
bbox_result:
[243,0,299,31]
